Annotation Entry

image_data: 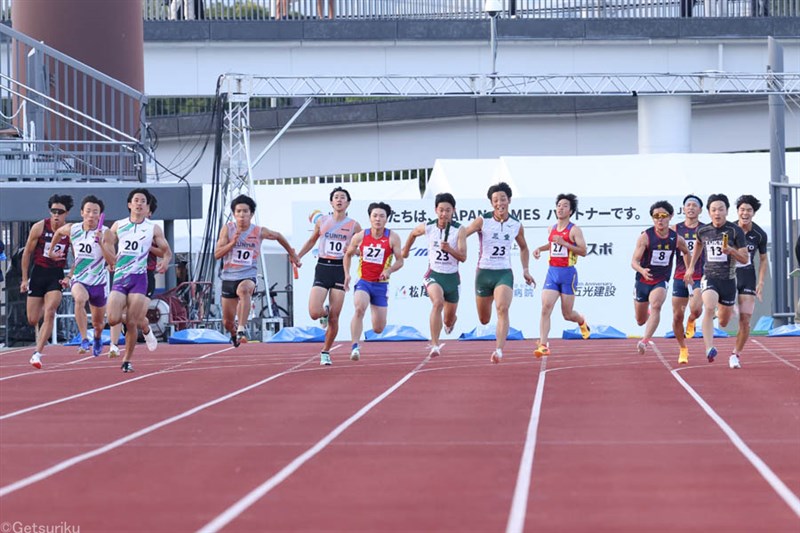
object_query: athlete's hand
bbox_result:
[533,248,541,260]
[156,260,168,274]
[59,277,71,289]
[552,235,565,245]
[20,279,28,293]
[523,269,535,287]
[756,282,764,301]
[379,269,391,281]
[640,268,653,282]
[343,275,351,292]
[683,269,694,286]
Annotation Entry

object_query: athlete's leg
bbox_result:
[634,299,650,327]
[71,283,90,341]
[26,295,44,328]
[559,293,583,324]
[122,293,148,362]
[672,296,688,347]
[322,288,345,353]
[89,304,106,340]
[687,286,703,323]
[717,301,734,328]
[308,286,329,320]
[701,290,720,353]
[427,283,445,347]
[642,287,667,341]
[221,297,238,337]
[442,301,458,335]
[370,304,388,335]
[350,289,370,344]
[36,290,63,353]
[538,289,559,346]
[235,279,256,332]
[735,294,756,354]
[475,295,493,325]
[493,284,513,351]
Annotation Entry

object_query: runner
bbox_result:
[465,182,535,363]
[733,194,768,369]
[48,195,109,358]
[531,193,590,358]
[214,194,300,347]
[402,192,467,357]
[102,189,172,373]
[684,193,748,366]
[22,194,73,369]
[671,194,705,363]
[343,202,404,361]
[631,201,691,359]
[296,187,361,366]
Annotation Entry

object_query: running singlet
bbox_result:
[317,215,358,260]
[477,213,521,270]
[548,223,577,267]
[358,229,393,283]
[34,219,69,269]
[636,227,678,285]
[70,223,109,286]
[221,223,261,281]
[425,220,461,274]
[696,222,746,280]
[735,222,768,271]
[674,221,703,281]
[113,218,156,282]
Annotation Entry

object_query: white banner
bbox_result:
[292,195,709,341]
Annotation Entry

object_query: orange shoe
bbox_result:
[534,344,550,358]
[686,318,696,339]
[678,347,689,365]
[579,321,591,340]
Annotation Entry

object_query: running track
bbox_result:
[0,337,798,532]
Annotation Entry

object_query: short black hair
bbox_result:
[329,186,351,202]
[736,194,761,212]
[127,188,151,205]
[650,200,674,216]
[368,201,392,218]
[231,194,256,213]
[149,194,158,216]
[80,195,105,213]
[682,194,703,209]
[48,194,74,212]
[487,181,512,200]
[707,193,730,210]
[434,192,456,209]
[556,193,578,215]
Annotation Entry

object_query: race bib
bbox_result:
[363,245,386,265]
[550,241,568,258]
[75,240,95,260]
[44,241,66,258]
[119,235,142,257]
[650,249,672,267]
[230,246,254,266]
[705,241,726,263]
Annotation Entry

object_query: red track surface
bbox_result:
[1,337,798,532]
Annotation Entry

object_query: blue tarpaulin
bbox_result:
[168,329,231,344]
[65,329,124,346]
[459,324,524,341]
[753,316,774,333]
[767,324,800,337]
[267,326,327,343]
[562,324,626,340]
[664,327,728,339]
[365,324,427,341]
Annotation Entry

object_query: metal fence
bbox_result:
[771,181,800,324]
[0,0,797,22]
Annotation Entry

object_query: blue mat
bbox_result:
[767,324,800,337]
[365,324,427,341]
[169,328,231,344]
[459,325,524,341]
[267,326,327,343]
[65,328,124,346]
[753,315,774,333]
[664,327,728,339]
[562,324,626,340]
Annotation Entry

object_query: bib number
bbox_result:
[706,241,726,263]
[650,249,672,267]
[119,237,140,256]
[550,242,568,258]
[231,247,253,266]
[363,245,385,265]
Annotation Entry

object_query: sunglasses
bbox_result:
[50,208,67,215]
[652,212,670,220]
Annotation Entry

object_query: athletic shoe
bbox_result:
[534,344,550,358]
[490,349,503,364]
[231,332,240,348]
[637,340,648,355]
[444,316,456,335]
[79,338,91,354]
[728,353,741,369]
[236,331,248,345]
[706,346,718,362]
[320,352,332,366]
[30,352,42,369]
[92,337,103,357]
[686,318,696,339]
[429,344,441,357]
[579,321,591,340]
[121,361,134,373]
[108,344,120,358]
[143,328,158,352]
[678,347,689,365]
[350,346,360,361]
[320,305,330,328]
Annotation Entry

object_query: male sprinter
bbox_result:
[671,194,705,363]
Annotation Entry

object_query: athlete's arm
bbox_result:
[401,223,425,259]
[20,221,44,292]
[342,231,363,292]
[149,241,167,258]
[380,231,405,281]
[151,225,173,274]
[756,251,768,301]
[676,235,690,258]
[631,232,652,282]
[515,227,535,286]
[464,216,483,237]
[101,221,119,268]
[568,225,588,257]
[213,224,235,260]
[263,228,300,267]
[444,226,468,263]
[295,218,322,260]
[48,223,71,260]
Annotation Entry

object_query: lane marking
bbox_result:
[506,357,547,533]
[0,356,315,498]
[651,344,800,518]
[751,339,800,370]
[0,346,236,420]
[197,355,431,533]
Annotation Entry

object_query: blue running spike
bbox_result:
[707,346,718,362]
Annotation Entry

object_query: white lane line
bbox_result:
[0,346,235,420]
[506,358,547,533]
[651,344,800,518]
[751,339,800,370]
[197,356,431,533]
[0,356,314,498]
